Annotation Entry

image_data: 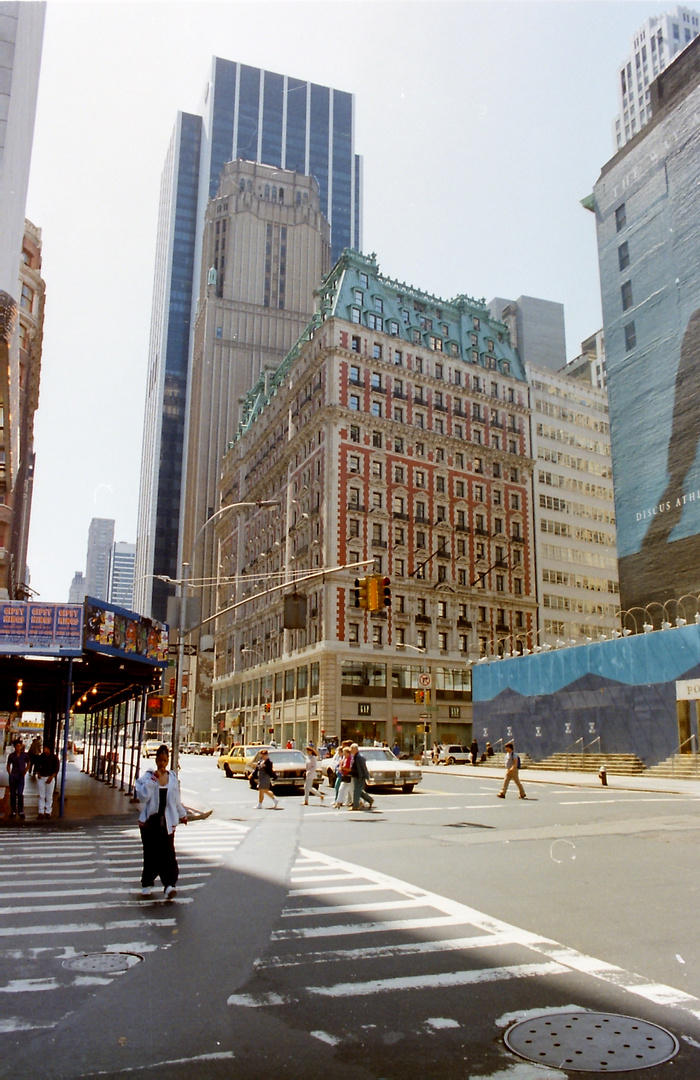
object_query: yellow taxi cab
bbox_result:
[217,743,272,778]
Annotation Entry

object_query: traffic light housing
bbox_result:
[414,690,425,704]
[382,576,391,607]
[354,577,371,609]
[264,702,271,713]
[368,575,381,611]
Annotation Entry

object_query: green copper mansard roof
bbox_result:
[234,250,526,440]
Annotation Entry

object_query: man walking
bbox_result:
[35,743,60,819]
[497,742,527,799]
[350,743,374,811]
[7,738,29,820]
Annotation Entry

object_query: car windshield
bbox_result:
[266,750,305,763]
[359,749,396,762]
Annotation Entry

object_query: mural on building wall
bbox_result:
[472,625,700,765]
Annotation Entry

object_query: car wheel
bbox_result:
[402,784,415,793]
[224,764,233,779]
[447,757,455,765]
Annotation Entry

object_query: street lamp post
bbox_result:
[171,501,279,771]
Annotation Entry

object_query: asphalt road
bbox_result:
[2,756,700,1079]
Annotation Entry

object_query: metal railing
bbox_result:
[560,735,601,771]
[664,734,700,777]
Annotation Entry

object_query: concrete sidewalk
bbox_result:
[0,758,211,827]
[423,761,700,798]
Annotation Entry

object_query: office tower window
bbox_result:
[615,203,627,231]
[624,321,636,350]
[618,241,630,270]
[621,280,633,310]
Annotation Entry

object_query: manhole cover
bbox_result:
[504,1011,678,1073]
[63,952,143,974]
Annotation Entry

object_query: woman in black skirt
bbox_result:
[135,745,188,899]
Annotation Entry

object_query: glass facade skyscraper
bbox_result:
[135,60,361,622]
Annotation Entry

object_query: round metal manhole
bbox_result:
[504,1011,679,1073]
[63,952,143,974]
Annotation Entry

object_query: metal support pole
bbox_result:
[59,658,72,819]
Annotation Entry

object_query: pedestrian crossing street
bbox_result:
[0,818,248,1037]
[229,847,700,1053]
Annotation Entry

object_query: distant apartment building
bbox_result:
[613,4,700,149]
[109,541,136,609]
[85,518,115,602]
[210,250,537,751]
[528,364,619,646]
[68,570,86,604]
[135,58,362,624]
[0,2,45,599]
[489,295,566,373]
[562,330,607,389]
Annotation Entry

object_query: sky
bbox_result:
[24,0,670,603]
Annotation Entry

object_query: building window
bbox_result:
[374,296,384,313]
[349,454,360,473]
[618,241,630,270]
[354,288,363,305]
[371,372,382,390]
[350,424,360,443]
[394,466,405,483]
[393,407,404,424]
[417,630,427,649]
[20,284,34,311]
[372,460,383,479]
[396,558,405,576]
[368,313,383,332]
[395,436,404,452]
[394,350,403,365]
[372,430,382,448]
[373,343,383,359]
[510,493,520,510]
[360,273,369,288]
[496,575,504,592]
[438,601,447,618]
[621,280,633,311]
[351,335,361,353]
[615,203,627,232]
[624,321,636,350]
[396,626,406,645]
[372,624,383,645]
[349,623,359,643]
[349,394,360,411]
[438,632,448,651]
[350,364,361,383]
[351,308,361,324]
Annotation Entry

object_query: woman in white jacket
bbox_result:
[135,744,188,899]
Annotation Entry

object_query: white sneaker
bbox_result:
[164,885,177,900]
[273,797,280,809]
[141,886,152,898]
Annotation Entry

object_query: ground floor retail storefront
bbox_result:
[213,651,472,753]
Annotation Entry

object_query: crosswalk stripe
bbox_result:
[307,961,570,998]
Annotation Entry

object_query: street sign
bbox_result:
[418,672,432,688]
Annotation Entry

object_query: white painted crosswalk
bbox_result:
[0,818,248,1037]
[228,846,700,1054]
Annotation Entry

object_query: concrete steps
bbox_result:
[645,754,700,780]
[527,752,645,776]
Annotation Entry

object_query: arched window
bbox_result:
[239,179,245,193]
[272,186,277,201]
[278,187,284,203]
[264,184,270,199]
[296,191,301,206]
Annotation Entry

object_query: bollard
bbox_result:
[598,766,608,786]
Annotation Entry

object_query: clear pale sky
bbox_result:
[24,1,668,603]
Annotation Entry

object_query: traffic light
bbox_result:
[414,690,425,704]
[354,577,371,609]
[368,575,382,612]
[425,690,431,705]
[382,576,391,608]
[264,702,271,713]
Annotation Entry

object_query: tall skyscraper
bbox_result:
[85,518,115,602]
[109,541,136,609]
[613,4,700,149]
[68,570,86,604]
[180,160,330,638]
[591,33,700,612]
[0,1,45,600]
[135,59,362,623]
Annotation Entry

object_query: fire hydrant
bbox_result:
[598,766,608,786]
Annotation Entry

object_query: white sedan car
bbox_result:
[324,748,421,793]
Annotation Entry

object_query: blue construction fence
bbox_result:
[471,623,700,765]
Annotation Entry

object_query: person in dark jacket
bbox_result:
[35,744,60,819]
[254,749,280,809]
[7,738,29,820]
[470,739,479,765]
[350,743,374,811]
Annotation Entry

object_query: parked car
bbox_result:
[198,743,218,755]
[245,748,315,793]
[183,742,200,754]
[325,748,421,793]
[438,744,471,765]
[217,744,273,778]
